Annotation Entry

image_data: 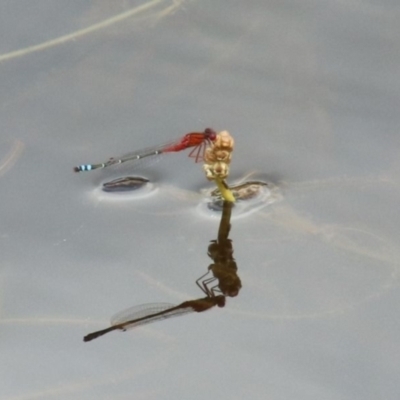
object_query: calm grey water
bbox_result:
[1,1,400,399]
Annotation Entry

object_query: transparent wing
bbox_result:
[114,137,182,164]
[110,302,194,331]
[75,136,183,172]
[74,133,212,172]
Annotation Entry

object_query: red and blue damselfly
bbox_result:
[74,128,217,172]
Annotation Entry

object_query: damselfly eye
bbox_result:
[205,128,217,141]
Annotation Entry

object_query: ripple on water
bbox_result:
[90,175,158,202]
[197,180,282,219]
[102,176,150,192]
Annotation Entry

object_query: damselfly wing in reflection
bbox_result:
[74,128,217,172]
[84,295,225,342]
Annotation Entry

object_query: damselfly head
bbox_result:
[216,296,226,307]
[204,128,217,141]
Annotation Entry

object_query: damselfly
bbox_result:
[83,294,225,342]
[74,128,217,172]
[84,273,224,342]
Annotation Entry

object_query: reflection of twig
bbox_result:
[0,140,24,177]
[198,201,242,297]
[0,0,182,62]
[217,200,232,241]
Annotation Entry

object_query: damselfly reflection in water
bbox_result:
[74,128,217,173]
[83,201,241,342]
[84,294,225,342]
[84,269,227,342]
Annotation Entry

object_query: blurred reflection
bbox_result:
[197,200,242,297]
[207,180,269,211]
[84,295,225,342]
[83,201,241,342]
[102,176,149,192]
[212,180,268,200]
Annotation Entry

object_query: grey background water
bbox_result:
[1,1,400,399]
